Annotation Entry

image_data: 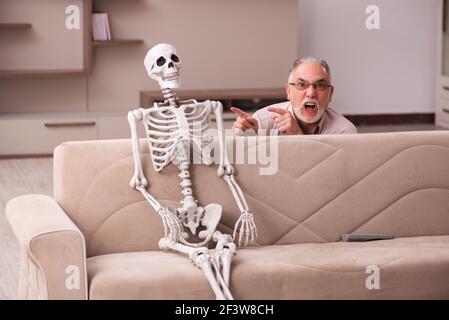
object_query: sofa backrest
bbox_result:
[54,131,449,257]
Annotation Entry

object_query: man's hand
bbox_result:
[267,107,303,135]
[231,107,258,135]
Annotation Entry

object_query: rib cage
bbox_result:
[141,102,213,172]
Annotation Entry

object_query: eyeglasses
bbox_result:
[288,81,333,91]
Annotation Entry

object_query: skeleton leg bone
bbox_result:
[213,231,236,287]
[210,258,234,300]
[159,238,233,300]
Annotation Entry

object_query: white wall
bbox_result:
[298,0,438,115]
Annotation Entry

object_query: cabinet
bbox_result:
[0,112,133,157]
[0,0,144,79]
[0,0,90,78]
[437,0,449,128]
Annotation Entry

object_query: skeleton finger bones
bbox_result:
[222,174,258,247]
[158,207,184,243]
[233,210,257,248]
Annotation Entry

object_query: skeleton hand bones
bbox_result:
[135,184,183,242]
[157,206,184,242]
[233,210,257,247]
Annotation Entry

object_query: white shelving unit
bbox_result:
[436,0,449,128]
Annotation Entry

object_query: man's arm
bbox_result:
[230,107,259,135]
[335,121,358,134]
[341,126,358,134]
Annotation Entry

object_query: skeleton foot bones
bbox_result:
[127,43,257,300]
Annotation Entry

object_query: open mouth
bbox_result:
[304,102,317,110]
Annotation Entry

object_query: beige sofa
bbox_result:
[6,131,449,299]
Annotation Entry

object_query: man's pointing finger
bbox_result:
[267,107,289,115]
[230,107,251,119]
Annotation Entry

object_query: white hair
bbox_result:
[288,56,331,82]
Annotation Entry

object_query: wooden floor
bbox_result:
[0,124,439,299]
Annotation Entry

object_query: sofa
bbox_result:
[6,131,449,300]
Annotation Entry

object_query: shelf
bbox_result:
[92,39,144,47]
[0,69,87,79]
[0,23,32,30]
[140,88,287,115]
[140,88,287,109]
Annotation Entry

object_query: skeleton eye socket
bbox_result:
[171,54,180,63]
[156,57,166,66]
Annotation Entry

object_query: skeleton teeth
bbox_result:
[163,73,179,81]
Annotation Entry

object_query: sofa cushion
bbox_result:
[87,235,449,299]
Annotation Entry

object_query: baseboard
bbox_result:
[344,113,435,126]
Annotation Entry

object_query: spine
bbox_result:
[161,88,179,107]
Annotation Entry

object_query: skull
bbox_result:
[144,43,182,89]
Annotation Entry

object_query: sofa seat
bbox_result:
[87,235,449,300]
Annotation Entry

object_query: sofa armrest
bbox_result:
[6,194,87,300]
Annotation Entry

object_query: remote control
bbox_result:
[341,234,394,242]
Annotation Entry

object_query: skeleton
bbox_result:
[127,43,257,300]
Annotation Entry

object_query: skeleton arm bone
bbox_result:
[209,101,257,247]
[137,186,183,242]
[210,100,233,176]
[128,109,148,188]
[128,109,182,241]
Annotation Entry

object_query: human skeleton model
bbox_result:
[127,43,257,300]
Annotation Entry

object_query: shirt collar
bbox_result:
[314,110,327,134]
